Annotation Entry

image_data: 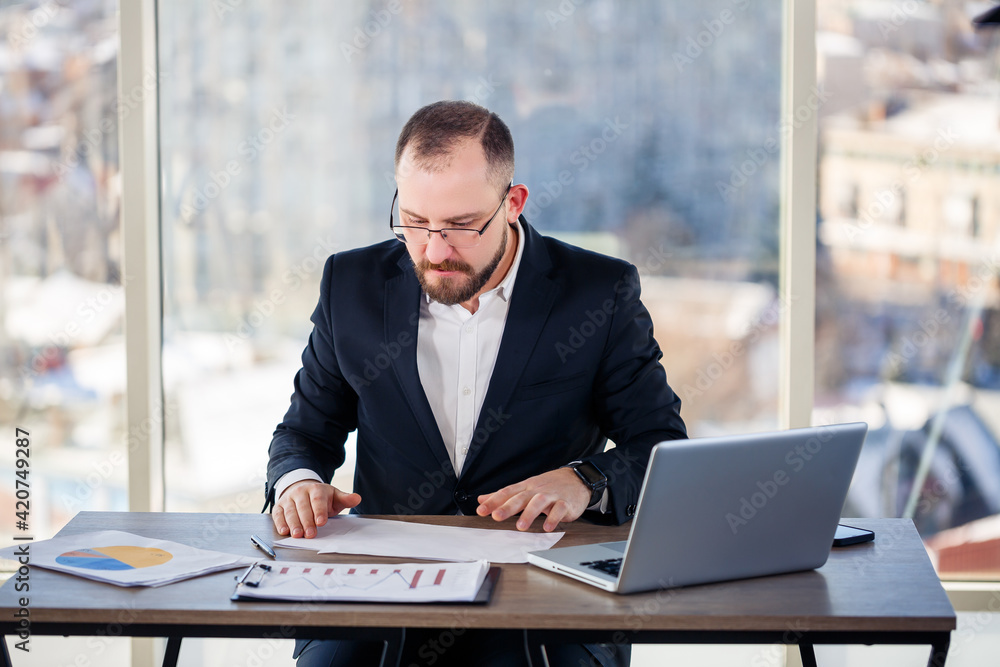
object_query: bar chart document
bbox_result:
[232,560,493,603]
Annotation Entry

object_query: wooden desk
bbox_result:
[0,513,956,667]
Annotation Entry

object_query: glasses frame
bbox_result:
[389,182,513,248]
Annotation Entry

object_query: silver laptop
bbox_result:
[527,422,867,594]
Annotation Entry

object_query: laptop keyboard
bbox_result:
[581,557,622,576]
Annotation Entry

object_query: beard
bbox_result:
[414,223,508,306]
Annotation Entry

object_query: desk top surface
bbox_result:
[0,512,956,633]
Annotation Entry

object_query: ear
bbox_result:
[505,184,530,223]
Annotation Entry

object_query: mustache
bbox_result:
[417,259,472,273]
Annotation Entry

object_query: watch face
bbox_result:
[574,461,607,488]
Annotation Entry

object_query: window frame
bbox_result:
[118,7,1000,666]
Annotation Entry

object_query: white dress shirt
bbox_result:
[275,219,606,511]
[274,220,523,500]
[416,219,526,475]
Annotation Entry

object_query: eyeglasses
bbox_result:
[389,183,512,248]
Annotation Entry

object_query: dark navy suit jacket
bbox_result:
[265,218,686,525]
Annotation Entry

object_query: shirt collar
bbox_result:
[422,217,525,305]
[494,217,524,303]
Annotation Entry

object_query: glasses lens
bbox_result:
[441,228,481,248]
[390,194,488,248]
[391,226,482,247]
[393,226,425,244]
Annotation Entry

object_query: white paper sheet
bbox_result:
[0,530,254,587]
[273,516,564,563]
[233,559,490,602]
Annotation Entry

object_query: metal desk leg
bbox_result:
[162,637,182,667]
[524,631,549,667]
[799,643,818,667]
[379,628,405,667]
[927,634,951,667]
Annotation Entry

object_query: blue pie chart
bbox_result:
[56,546,173,570]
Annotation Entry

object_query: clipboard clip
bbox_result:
[236,563,272,588]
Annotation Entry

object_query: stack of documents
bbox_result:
[274,516,564,563]
[0,530,254,587]
[233,559,492,603]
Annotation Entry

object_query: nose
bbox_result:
[424,231,454,265]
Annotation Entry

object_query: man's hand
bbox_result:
[272,480,361,538]
[475,467,591,532]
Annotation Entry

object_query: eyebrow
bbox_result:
[398,206,490,224]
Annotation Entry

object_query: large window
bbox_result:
[5,0,1000,665]
[157,0,784,519]
[816,0,1000,579]
[0,0,125,545]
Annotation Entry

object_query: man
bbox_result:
[266,100,686,666]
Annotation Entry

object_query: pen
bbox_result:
[251,534,277,559]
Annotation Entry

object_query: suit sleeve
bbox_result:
[584,264,687,524]
[264,255,358,511]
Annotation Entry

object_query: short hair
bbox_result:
[395,100,514,191]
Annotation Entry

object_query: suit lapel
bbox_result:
[460,219,558,478]
[385,255,454,476]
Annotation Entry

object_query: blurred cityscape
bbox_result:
[0,0,998,582]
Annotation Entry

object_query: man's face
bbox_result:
[395,139,513,307]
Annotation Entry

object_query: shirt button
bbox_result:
[461,447,469,455]
[465,326,474,334]
[462,386,472,396]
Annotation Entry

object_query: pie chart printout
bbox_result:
[55,546,174,571]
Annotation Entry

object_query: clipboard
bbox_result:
[231,561,501,604]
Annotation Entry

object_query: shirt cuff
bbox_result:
[275,468,324,500]
[589,488,609,513]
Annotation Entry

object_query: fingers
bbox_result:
[292,492,320,538]
[475,469,591,531]
[332,489,362,514]
[271,503,290,536]
[476,484,520,518]
[272,483,362,539]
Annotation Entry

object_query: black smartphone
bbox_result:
[833,523,875,547]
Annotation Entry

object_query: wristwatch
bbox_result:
[563,460,608,507]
